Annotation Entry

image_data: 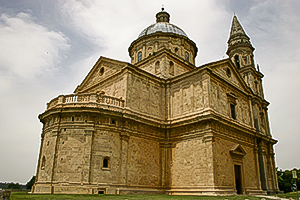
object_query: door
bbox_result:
[234,165,242,194]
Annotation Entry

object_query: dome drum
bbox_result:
[129,34,197,66]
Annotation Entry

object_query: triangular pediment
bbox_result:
[230,144,246,156]
[208,59,250,94]
[74,57,127,93]
[135,48,196,79]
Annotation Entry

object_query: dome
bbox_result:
[137,8,188,39]
[138,22,188,38]
[129,8,197,66]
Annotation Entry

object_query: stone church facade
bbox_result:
[32,9,280,195]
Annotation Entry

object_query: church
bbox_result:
[32,9,280,195]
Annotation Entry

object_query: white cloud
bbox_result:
[0,12,70,80]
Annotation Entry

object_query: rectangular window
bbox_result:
[230,104,236,120]
[254,118,259,132]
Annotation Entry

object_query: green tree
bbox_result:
[7,182,22,189]
[277,168,300,193]
[25,176,36,190]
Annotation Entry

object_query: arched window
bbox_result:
[155,61,160,74]
[99,67,104,76]
[103,157,110,168]
[169,61,174,75]
[226,68,231,77]
[185,51,189,62]
[174,47,179,54]
[234,55,240,69]
[41,156,46,170]
[138,51,142,62]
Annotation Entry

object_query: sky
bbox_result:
[0,0,299,184]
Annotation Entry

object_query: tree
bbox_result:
[7,182,22,189]
[277,168,300,193]
[26,176,36,190]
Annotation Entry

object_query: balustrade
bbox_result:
[46,93,124,110]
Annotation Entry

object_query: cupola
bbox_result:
[128,8,197,65]
[156,8,170,23]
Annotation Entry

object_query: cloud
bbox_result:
[59,0,145,62]
[0,12,70,80]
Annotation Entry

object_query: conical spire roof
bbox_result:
[227,15,254,51]
[229,16,248,39]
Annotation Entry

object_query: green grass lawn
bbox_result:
[9,192,277,200]
[272,191,299,199]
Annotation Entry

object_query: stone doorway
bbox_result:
[234,165,242,194]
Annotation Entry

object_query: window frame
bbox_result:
[102,157,111,170]
[169,61,174,75]
[185,51,189,62]
[138,51,142,62]
[234,55,241,69]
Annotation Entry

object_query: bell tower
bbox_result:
[227,16,264,98]
[227,16,255,69]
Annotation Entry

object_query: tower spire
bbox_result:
[229,16,248,40]
[227,15,254,59]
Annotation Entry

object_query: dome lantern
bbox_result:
[156,8,170,23]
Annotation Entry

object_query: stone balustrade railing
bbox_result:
[46,93,125,110]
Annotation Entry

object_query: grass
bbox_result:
[272,191,300,199]
[10,192,277,200]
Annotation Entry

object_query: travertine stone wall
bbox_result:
[209,79,251,126]
[90,129,121,184]
[37,131,55,182]
[127,136,161,186]
[126,73,164,119]
[79,72,127,103]
[171,137,214,187]
[213,64,241,88]
[54,128,87,182]
[213,136,259,190]
[243,146,259,189]
[170,72,209,119]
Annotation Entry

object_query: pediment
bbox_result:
[135,49,195,79]
[209,59,250,93]
[75,57,126,93]
[230,144,247,156]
